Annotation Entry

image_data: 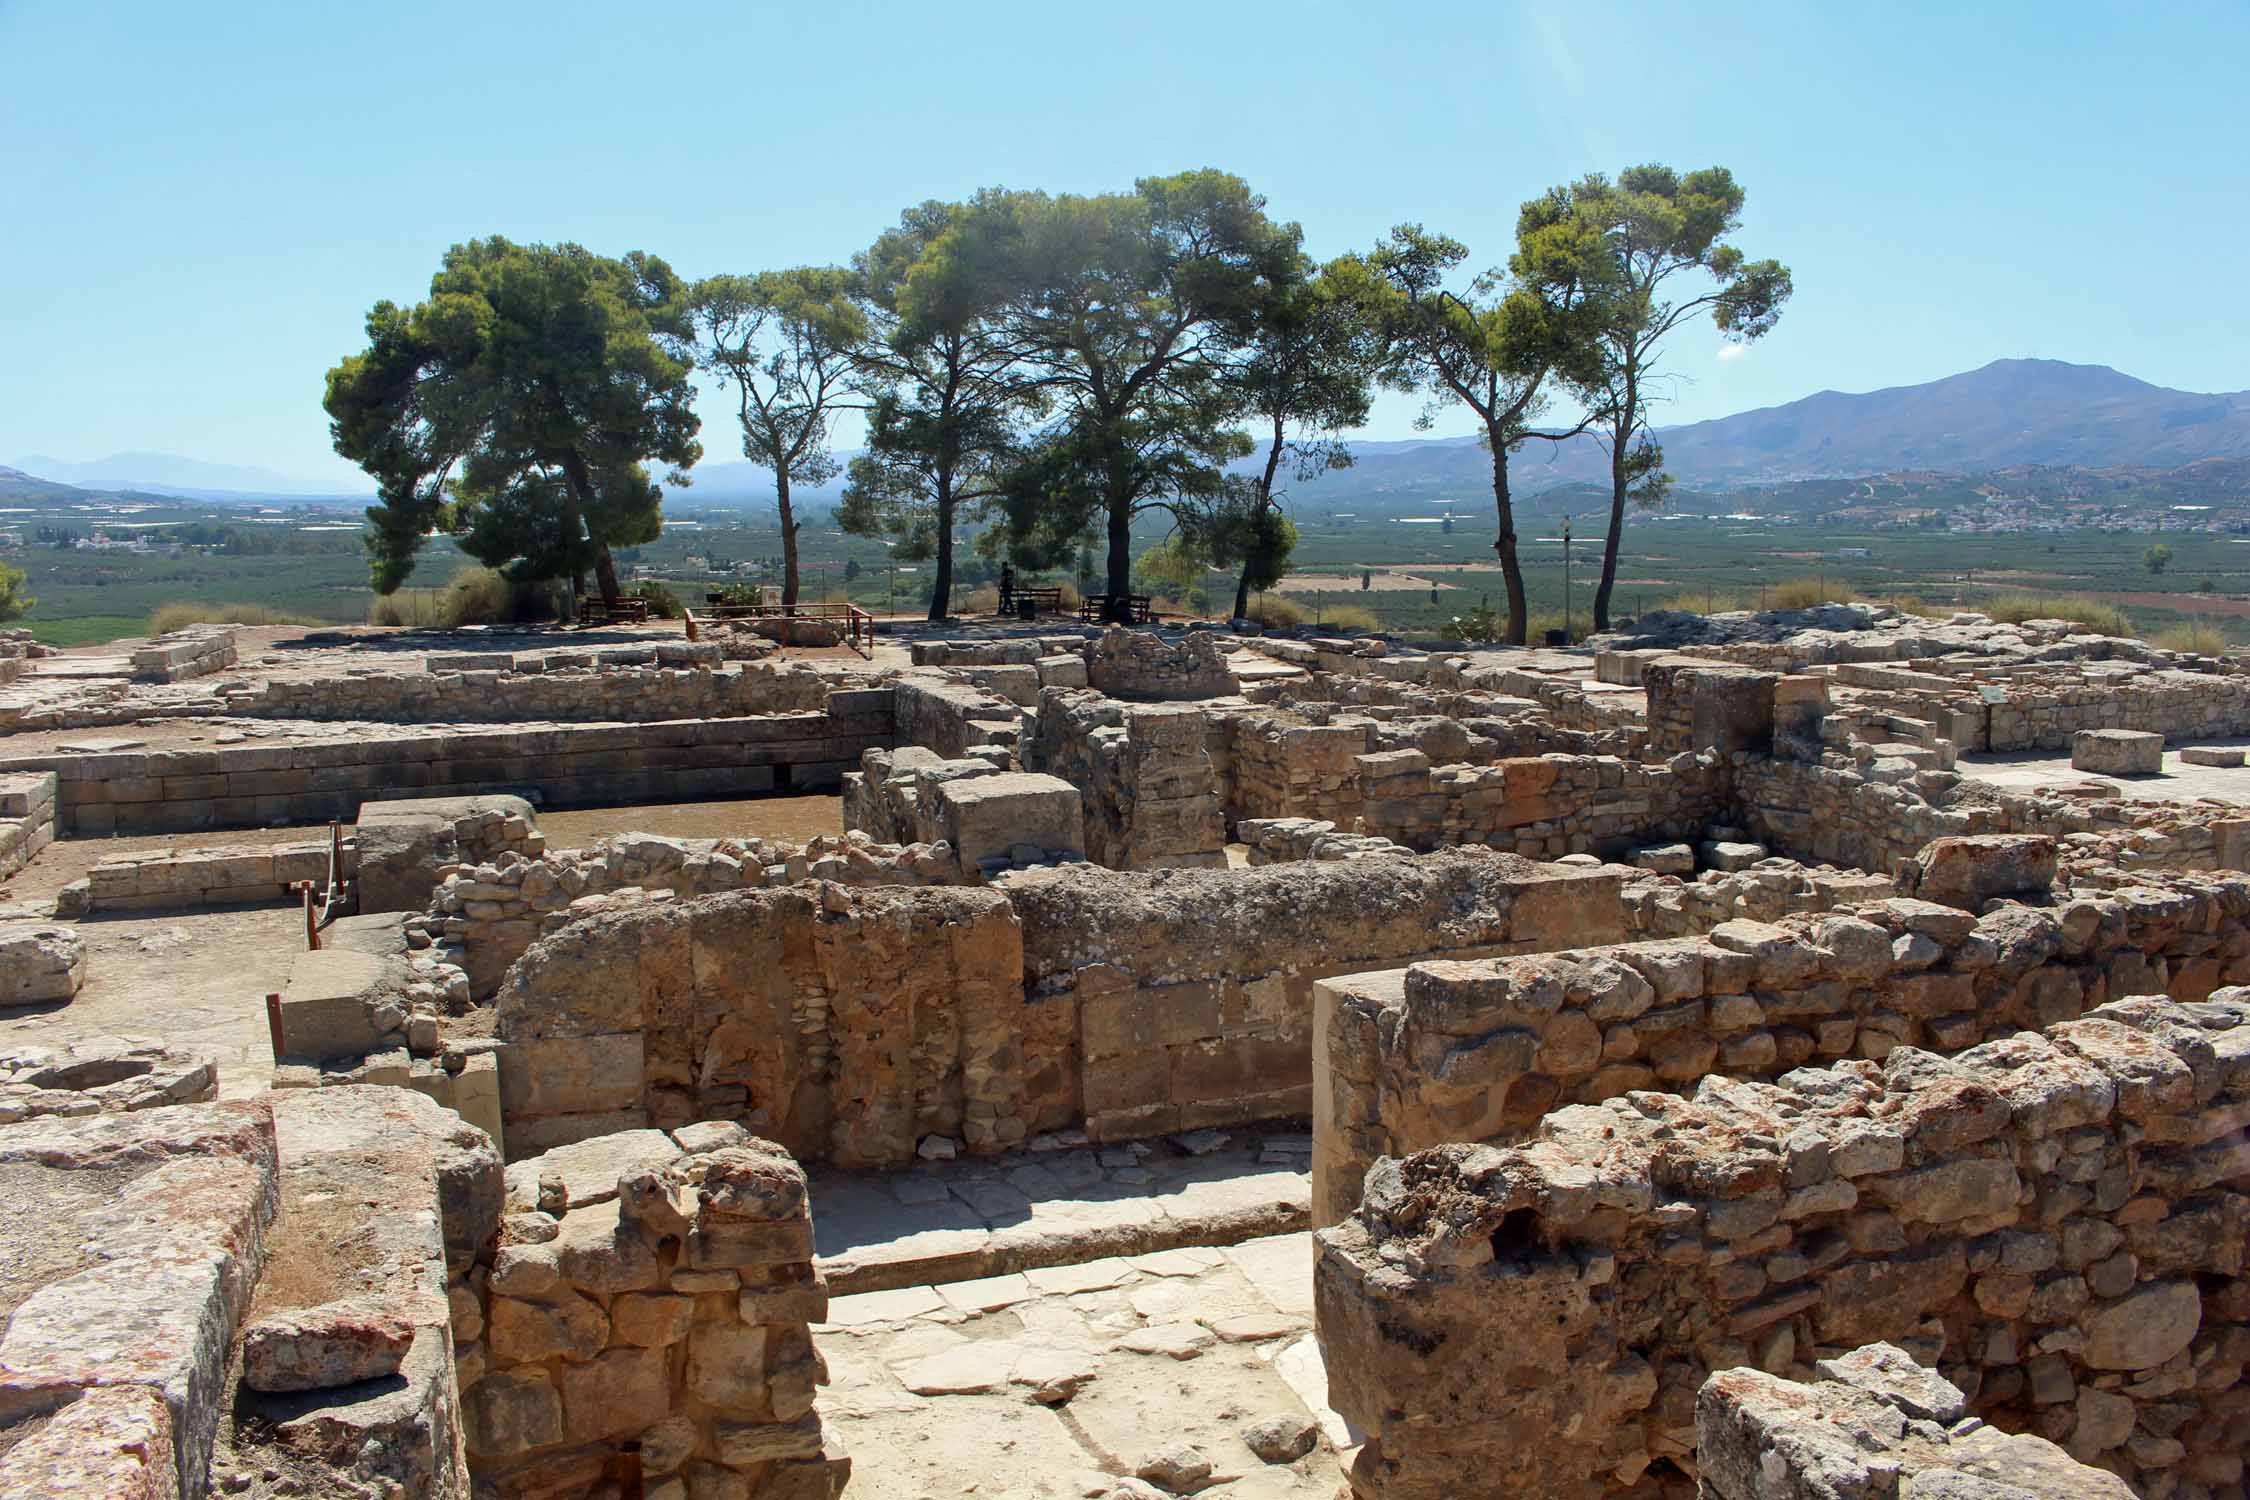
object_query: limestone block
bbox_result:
[1911,834,2058,910]
[2070,728,2163,775]
[240,1297,414,1392]
[0,923,85,1005]
[2179,745,2244,767]
[931,771,1085,873]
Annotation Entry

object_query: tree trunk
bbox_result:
[1593,422,1627,633]
[1238,416,1285,625]
[557,451,620,610]
[929,471,954,622]
[1104,496,1133,626]
[592,545,622,611]
[1487,430,1527,645]
[776,471,800,610]
[1592,379,1635,632]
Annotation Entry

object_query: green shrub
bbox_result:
[2149,621,2229,653]
[1658,588,1744,615]
[1982,593,2130,637]
[627,580,683,619]
[150,601,315,633]
[1314,602,1380,633]
[1441,601,1504,644]
[0,563,32,623]
[442,566,515,626]
[1765,576,1860,609]
[1243,593,1309,629]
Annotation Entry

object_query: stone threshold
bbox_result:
[810,1126,1312,1295]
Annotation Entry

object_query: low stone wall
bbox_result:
[76,838,338,912]
[479,850,1635,1167]
[493,884,1029,1163]
[0,1097,282,1495]
[892,673,1024,759]
[1314,993,2250,1499]
[225,1085,498,1499]
[0,770,55,879]
[1699,1344,2136,1499]
[1986,665,2250,752]
[0,701,892,835]
[1620,860,1896,938]
[1354,749,1727,859]
[132,623,238,682]
[214,652,841,723]
[414,832,961,999]
[465,1128,847,1498]
[1086,626,1236,700]
[1007,853,1625,1144]
[1314,871,2250,1224]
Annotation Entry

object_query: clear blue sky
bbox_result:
[5,0,2245,490]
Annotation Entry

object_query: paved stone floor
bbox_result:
[1959,740,2250,803]
[812,1130,1313,1294]
[815,1231,1353,1499]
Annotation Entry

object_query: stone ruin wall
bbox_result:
[1314,865,2250,1224]
[413,830,965,999]
[1314,991,2250,1500]
[0,1084,503,1499]
[491,884,1034,1164]
[1698,1342,2139,1500]
[1020,688,1226,870]
[464,1127,847,1500]
[1005,854,1623,1146]
[0,697,893,835]
[0,769,55,880]
[211,650,842,724]
[478,852,1633,1168]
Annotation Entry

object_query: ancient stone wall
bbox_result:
[1698,1343,2136,1499]
[211,653,842,724]
[464,1129,846,1499]
[0,769,55,879]
[1022,689,1226,870]
[1006,853,1625,1144]
[1315,993,2250,1499]
[891,673,1024,759]
[1984,665,2250,752]
[1085,627,1236,700]
[415,832,962,999]
[1314,872,2250,1223]
[132,623,238,682]
[491,884,1033,1164]
[479,850,1633,1166]
[1354,750,1728,858]
[0,701,892,835]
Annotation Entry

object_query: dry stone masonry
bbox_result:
[11,605,2250,1497]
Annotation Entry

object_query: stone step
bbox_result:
[811,1129,1313,1296]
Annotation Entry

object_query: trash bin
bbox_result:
[1017,598,1037,622]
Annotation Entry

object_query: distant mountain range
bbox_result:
[1297,360,2250,512]
[5,452,364,500]
[14,359,2250,513]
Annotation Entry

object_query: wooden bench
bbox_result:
[1014,586,1065,616]
[578,596,651,628]
[1078,593,1154,625]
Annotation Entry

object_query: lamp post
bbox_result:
[1561,515,1574,643]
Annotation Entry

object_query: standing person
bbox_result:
[998,563,1016,615]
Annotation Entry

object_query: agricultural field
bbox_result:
[11,489,2250,653]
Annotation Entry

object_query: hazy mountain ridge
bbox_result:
[1302,360,2250,511]
[14,359,2249,514]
